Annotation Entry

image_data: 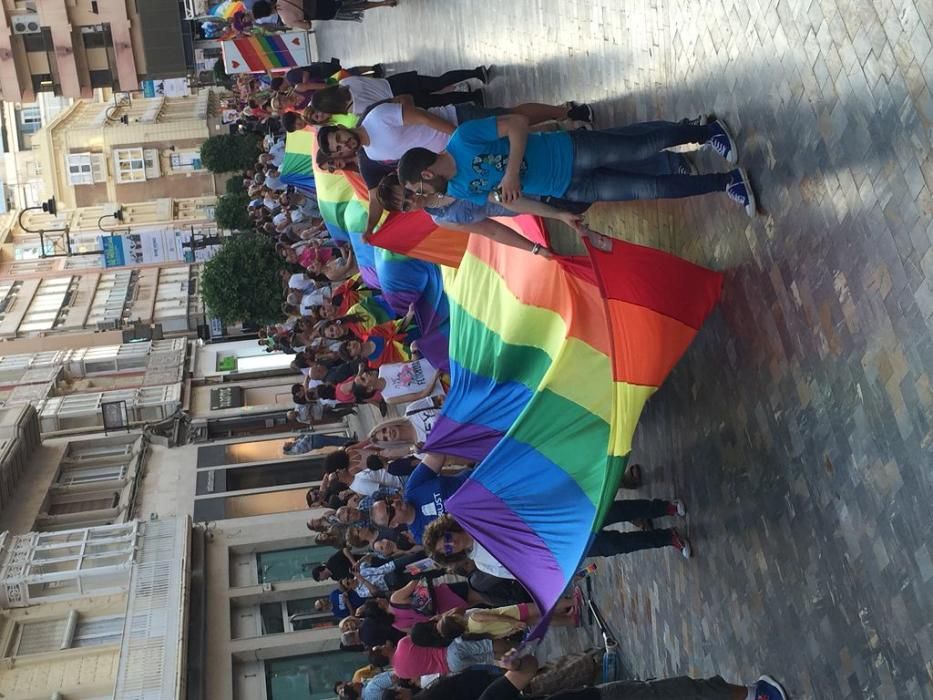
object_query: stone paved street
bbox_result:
[315,2,933,697]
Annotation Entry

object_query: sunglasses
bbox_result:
[442,531,455,555]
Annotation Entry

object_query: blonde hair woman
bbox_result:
[367,396,443,456]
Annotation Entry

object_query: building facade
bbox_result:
[0,517,191,700]
[0,0,189,103]
[0,195,220,352]
[34,91,221,210]
[0,92,71,210]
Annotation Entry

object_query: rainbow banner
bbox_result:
[429,235,722,636]
[280,129,453,370]
[209,0,247,17]
[280,130,378,286]
[222,32,310,74]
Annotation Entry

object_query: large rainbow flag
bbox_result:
[427,233,723,636]
[279,129,453,369]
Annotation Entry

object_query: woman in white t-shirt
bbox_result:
[367,395,443,455]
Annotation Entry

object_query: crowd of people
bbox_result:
[204,3,782,699]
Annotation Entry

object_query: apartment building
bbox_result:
[0,0,189,102]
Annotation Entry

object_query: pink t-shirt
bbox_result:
[391,583,467,630]
[392,636,449,679]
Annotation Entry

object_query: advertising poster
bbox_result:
[141,78,191,98]
[99,227,223,268]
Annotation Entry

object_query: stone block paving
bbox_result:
[314,1,933,697]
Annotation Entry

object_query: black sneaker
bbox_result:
[470,89,486,107]
[680,114,710,126]
[475,65,493,84]
[566,102,594,123]
[371,63,386,78]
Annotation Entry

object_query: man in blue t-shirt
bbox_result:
[319,585,366,620]
[369,453,469,543]
[397,114,756,217]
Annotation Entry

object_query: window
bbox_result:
[64,437,138,462]
[81,25,112,48]
[18,106,41,134]
[170,150,203,172]
[264,652,365,700]
[10,259,55,274]
[67,153,95,185]
[256,546,335,584]
[30,73,54,94]
[17,277,72,333]
[89,69,114,89]
[22,33,49,53]
[259,598,330,635]
[113,147,146,183]
[58,464,128,486]
[11,614,124,656]
[48,491,119,516]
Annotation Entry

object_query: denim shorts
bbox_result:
[455,103,509,123]
[445,638,495,671]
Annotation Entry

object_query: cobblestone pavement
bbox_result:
[314,1,933,697]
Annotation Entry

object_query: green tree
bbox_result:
[214,192,252,231]
[200,133,261,173]
[212,58,233,88]
[226,176,246,194]
[201,233,286,324]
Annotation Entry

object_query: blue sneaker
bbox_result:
[726,168,756,217]
[707,119,738,164]
[674,154,697,176]
[755,675,788,700]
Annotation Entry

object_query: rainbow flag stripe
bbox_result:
[209,0,247,17]
[280,129,453,369]
[430,234,723,636]
[232,35,300,71]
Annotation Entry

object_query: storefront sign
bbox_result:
[142,78,191,98]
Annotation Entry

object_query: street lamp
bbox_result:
[98,208,126,232]
[16,197,78,258]
[104,104,129,125]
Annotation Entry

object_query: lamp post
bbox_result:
[104,104,129,125]
[16,197,77,258]
[97,208,126,232]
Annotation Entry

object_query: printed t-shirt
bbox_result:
[403,464,470,542]
[329,588,365,619]
[445,117,574,204]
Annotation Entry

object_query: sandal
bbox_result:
[571,586,584,627]
[583,226,613,253]
[620,462,642,489]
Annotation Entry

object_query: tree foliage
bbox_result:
[199,133,261,172]
[213,58,234,88]
[201,233,286,324]
[226,176,246,194]
[214,192,252,231]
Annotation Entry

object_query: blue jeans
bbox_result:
[586,499,674,556]
[563,122,730,202]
